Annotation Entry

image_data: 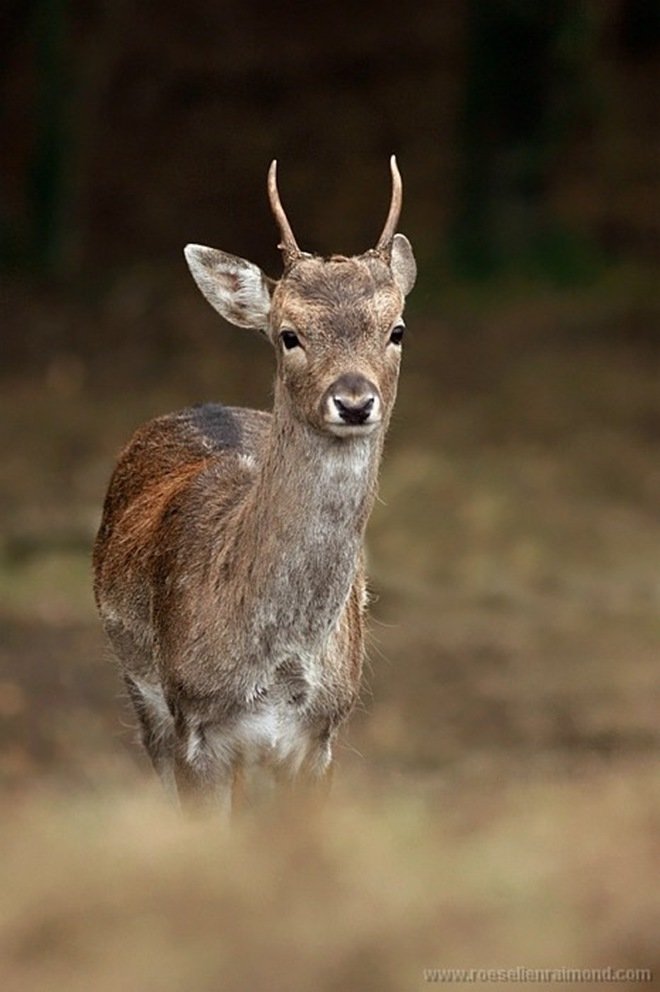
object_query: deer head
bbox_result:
[184,158,416,438]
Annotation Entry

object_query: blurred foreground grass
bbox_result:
[1,765,659,991]
[1,269,659,987]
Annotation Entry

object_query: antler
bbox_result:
[374,155,403,257]
[268,157,402,266]
[268,160,301,268]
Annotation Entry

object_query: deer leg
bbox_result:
[172,715,235,820]
[302,748,334,803]
[274,731,335,810]
[124,675,177,801]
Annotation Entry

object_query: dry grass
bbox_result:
[2,763,660,992]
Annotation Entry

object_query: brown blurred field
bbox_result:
[1,267,659,990]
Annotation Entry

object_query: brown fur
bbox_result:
[93,173,416,817]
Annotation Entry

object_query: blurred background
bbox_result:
[1,1,660,989]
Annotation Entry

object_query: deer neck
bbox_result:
[233,393,382,659]
[259,399,381,541]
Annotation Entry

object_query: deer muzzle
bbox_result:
[321,373,382,434]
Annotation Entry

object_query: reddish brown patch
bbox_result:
[115,458,208,551]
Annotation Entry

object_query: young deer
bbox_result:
[93,158,416,814]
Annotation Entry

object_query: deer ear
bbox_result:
[184,244,273,330]
[390,234,416,296]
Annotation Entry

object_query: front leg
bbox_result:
[173,711,237,819]
[167,671,268,818]
[274,727,335,811]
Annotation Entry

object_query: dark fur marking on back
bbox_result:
[182,404,243,452]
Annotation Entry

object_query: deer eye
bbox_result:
[389,324,405,346]
[280,330,302,350]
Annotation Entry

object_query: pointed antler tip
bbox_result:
[375,156,403,254]
[267,159,300,262]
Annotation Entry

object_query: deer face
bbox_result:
[269,253,411,436]
[184,160,416,439]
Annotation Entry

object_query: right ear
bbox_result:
[184,244,274,331]
[390,233,417,296]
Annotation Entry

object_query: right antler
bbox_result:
[268,161,301,269]
[374,156,403,259]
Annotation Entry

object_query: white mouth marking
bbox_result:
[324,421,381,437]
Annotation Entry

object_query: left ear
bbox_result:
[390,233,416,296]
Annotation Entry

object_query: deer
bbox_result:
[93,158,416,816]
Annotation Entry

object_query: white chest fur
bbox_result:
[211,700,328,776]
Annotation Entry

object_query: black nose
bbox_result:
[334,395,374,425]
[327,373,378,426]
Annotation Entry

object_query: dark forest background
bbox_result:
[2,0,659,372]
[3,1,659,280]
[2,3,660,990]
